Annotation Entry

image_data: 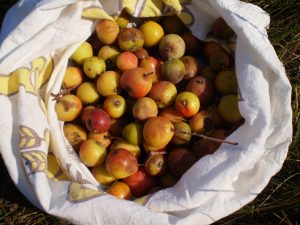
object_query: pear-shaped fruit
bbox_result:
[95,19,120,44]
[159,34,185,60]
[218,95,242,123]
[161,58,185,84]
[83,56,106,79]
[71,42,93,65]
[76,82,100,104]
[214,69,237,95]
[122,122,143,145]
[143,117,174,149]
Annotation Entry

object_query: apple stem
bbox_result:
[143,72,154,77]
[51,84,79,102]
[173,129,238,145]
[104,135,123,141]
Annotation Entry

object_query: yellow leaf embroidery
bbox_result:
[19,125,42,150]
[22,150,47,174]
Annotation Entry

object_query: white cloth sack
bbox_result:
[0,0,293,224]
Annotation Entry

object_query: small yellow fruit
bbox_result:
[83,56,106,79]
[96,71,120,97]
[79,139,107,167]
[140,21,164,47]
[218,95,242,123]
[103,94,126,118]
[92,165,116,186]
[76,82,100,104]
[62,67,83,88]
[55,94,82,121]
[63,123,87,151]
[71,42,93,65]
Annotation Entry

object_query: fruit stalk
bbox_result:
[173,129,238,145]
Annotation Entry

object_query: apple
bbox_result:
[175,91,200,117]
[140,20,164,47]
[103,94,126,118]
[55,94,82,121]
[186,76,215,105]
[159,34,186,60]
[96,71,120,97]
[118,28,144,52]
[120,67,152,98]
[171,121,192,145]
[181,56,200,80]
[105,149,138,179]
[63,123,87,151]
[98,45,120,70]
[167,148,197,176]
[88,131,111,148]
[79,139,107,167]
[95,19,119,44]
[71,41,93,65]
[83,56,106,79]
[76,82,100,104]
[62,67,83,88]
[123,167,156,197]
[144,153,166,176]
[107,181,132,200]
[116,51,138,71]
[134,48,149,62]
[139,56,161,83]
[143,116,174,149]
[132,97,158,121]
[122,122,143,145]
[148,81,177,108]
[92,165,116,186]
[85,108,111,133]
[188,111,214,134]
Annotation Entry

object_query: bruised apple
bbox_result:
[63,123,87,151]
[132,97,158,121]
[118,28,144,52]
[145,153,166,176]
[85,108,111,133]
[55,94,82,121]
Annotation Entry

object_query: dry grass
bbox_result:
[0,0,299,224]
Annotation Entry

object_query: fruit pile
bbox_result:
[53,13,243,200]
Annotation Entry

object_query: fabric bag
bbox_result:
[0,0,293,224]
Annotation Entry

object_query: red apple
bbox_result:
[85,108,111,133]
[175,92,200,117]
[167,148,197,176]
[105,149,138,179]
[120,67,152,98]
[123,167,156,197]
